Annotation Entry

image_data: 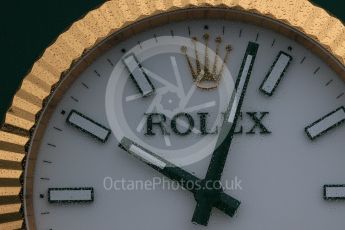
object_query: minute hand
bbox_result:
[192,42,259,225]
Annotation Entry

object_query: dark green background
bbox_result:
[0,0,344,122]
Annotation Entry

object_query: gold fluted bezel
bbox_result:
[0,0,344,229]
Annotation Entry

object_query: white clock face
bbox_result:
[26,17,345,229]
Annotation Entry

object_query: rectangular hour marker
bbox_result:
[122,53,155,97]
[67,110,111,143]
[260,51,292,96]
[305,107,345,140]
[120,137,166,169]
[324,185,345,200]
[48,187,94,204]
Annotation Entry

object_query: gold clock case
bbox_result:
[0,0,344,229]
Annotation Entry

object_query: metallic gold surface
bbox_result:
[0,0,344,229]
[0,220,23,229]
[181,34,232,90]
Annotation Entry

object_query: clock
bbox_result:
[0,0,344,229]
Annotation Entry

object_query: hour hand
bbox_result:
[119,137,197,187]
[118,137,240,217]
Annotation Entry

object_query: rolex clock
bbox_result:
[1,0,345,229]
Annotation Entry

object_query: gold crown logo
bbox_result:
[181,33,232,90]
